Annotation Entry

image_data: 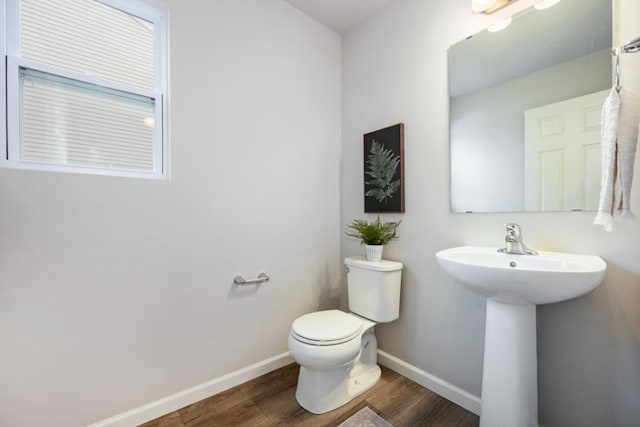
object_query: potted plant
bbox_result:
[346,216,401,261]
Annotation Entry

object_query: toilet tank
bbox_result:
[345,256,403,323]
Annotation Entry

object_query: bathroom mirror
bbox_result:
[449,0,612,213]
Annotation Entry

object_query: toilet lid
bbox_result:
[291,310,363,345]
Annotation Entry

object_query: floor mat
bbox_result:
[337,407,393,427]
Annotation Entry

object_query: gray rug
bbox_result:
[338,407,393,427]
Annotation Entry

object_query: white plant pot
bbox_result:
[365,245,383,261]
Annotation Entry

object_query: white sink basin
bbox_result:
[436,245,606,305]
[436,245,607,427]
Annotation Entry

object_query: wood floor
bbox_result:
[140,363,479,427]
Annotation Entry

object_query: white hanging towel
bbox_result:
[616,89,640,219]
[594,87,640,231]
[594,87,621,231]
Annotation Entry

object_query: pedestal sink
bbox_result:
[436,246,606,427]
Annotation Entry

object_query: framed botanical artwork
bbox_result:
[363,123,405,213]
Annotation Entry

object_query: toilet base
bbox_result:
[295,330,380,414]
[295,363,381,414]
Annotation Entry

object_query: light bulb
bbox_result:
[472,0,499,13]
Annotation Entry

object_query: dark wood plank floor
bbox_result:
[140,364,479,427]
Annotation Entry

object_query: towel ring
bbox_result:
[613,36,640,93]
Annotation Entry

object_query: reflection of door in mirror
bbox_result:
[524,90,609,211]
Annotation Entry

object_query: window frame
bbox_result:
[1,0,169,179]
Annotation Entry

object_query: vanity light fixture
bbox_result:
[487,16,513,32]
[471,0,517,14]
[471,0,497,13]
[534,0,561,10]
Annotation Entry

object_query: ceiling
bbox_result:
[284,0,395,34]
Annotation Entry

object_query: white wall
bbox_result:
[341,0,640,426]
[0,1,341,426]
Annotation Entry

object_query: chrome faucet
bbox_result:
[497,223,538,255]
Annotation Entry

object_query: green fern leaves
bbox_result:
[346,216,401,245]
[365,140,401,205]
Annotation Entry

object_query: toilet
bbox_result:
[288,256,403,414]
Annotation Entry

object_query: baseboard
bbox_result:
[87,352,295,427]
[88,348,479,426]
[377,349,481,415]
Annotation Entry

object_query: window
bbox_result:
[1,0,168,178]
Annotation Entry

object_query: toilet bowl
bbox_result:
[288,257,403,414]
[288,310,380,414]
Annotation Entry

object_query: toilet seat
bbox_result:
[291,310,363,346]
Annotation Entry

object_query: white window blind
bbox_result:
[20,0,155,91]
[2,0,168,178]
[21,69,155,172]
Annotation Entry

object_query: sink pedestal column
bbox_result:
[480,298,538,427]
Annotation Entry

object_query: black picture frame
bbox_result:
[363,123,405,213]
